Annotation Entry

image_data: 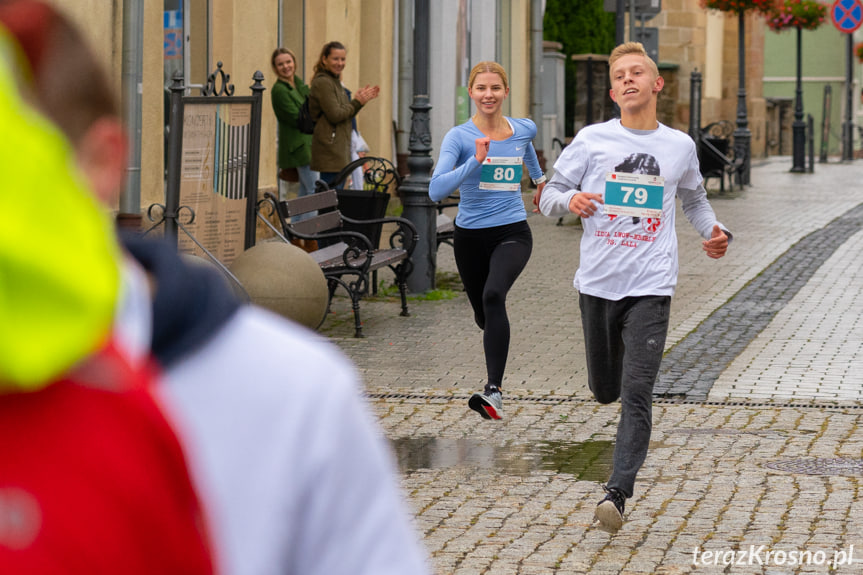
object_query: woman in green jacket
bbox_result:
[271,47,318,201]
[308,41,379,185]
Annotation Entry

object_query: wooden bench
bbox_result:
[435,193,459,249]
[257,189,418,338]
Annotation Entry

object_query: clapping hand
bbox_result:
[355,85,380,104]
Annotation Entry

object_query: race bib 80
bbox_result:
[479,157,523,191]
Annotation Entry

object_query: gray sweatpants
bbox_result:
[579,293,671,499]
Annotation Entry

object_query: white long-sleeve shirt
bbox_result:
[430,117,543,229]
[540,119,730,300]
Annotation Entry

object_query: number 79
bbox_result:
[621,186,648,205]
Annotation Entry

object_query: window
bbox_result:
[163,0,210,179]
[163,0,210,92]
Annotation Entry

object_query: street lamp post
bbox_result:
[399,0,436,292]
[843,33,855,161]
[733,11,752,186]
[616,0,626,44]
[791,25,807,172]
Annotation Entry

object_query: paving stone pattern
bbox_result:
[655,202,863,400]
[317,158,863,574]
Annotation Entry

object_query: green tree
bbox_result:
[544,0,616,136]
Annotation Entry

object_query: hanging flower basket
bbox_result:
[765,0,827,31]
[701,0,777,14]
[856,42,863,63]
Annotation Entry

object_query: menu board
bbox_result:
[177,101,252,266]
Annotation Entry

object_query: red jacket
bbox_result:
[0,342,214,574]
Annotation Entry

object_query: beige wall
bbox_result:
[142,2,164,212]
[704,11,724,100]
[358,1,394,159]
[509,0,531,118]
[44,0,122,91]
[45,0,165,212]
[209,0,280,195]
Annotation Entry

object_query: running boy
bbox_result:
[538,42,731,533]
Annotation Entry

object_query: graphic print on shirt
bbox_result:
[607,152,665,235]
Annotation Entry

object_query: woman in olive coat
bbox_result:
[271,47,318,201]
[308,41,379,185]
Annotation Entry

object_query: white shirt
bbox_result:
[540,119,726,300]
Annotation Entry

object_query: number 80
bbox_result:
[494,167,516,181]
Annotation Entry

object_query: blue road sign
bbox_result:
[832,0,863,33]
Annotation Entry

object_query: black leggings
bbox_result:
[453,221,532,390]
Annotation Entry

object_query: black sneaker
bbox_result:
[468,386,503,420]
[594,485,626,533]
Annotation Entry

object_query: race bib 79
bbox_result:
[604,172,664,218]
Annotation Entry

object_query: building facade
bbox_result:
[637,1,768,158]
[45,0,824,220]
[43,0,541,217]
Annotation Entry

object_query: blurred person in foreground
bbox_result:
[0,15,213,575]
[0,2,430,574]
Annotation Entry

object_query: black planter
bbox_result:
[336,189,391,249]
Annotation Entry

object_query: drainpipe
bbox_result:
[119,0,144,229]
[531,0,545,170]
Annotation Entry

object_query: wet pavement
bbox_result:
[320,157,863,574]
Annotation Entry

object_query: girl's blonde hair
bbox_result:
[468,61,509,91]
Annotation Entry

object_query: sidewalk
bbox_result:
[321,157,863,574]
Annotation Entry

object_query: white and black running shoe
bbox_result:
[468,386,503,420]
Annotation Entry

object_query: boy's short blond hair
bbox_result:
[609,42,659,80]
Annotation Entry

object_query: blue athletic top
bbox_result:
[430,117,543,229]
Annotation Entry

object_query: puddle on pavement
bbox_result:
[391,436,622,480]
